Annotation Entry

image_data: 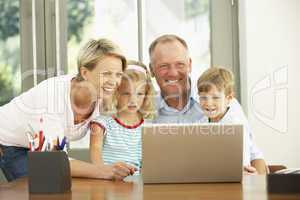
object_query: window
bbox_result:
[67,0,138,74]
[67,0,210,98]
[0,0,21,105]
[144,0,210,95]
[15,0,239,149]
[67,0,211,148]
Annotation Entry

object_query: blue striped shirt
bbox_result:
[92,115,143,173]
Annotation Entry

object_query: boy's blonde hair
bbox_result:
[197,66,235,96]
[76,38,127,81]
[116,60,156,120]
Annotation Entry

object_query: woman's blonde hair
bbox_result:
[76,38,127,81]
[116,60,156,120]
[197,66,235,96]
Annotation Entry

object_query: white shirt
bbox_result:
[0,75,100,147]
[199,99,264,165]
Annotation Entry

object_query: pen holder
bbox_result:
[28,151,71,193]
[267,173,300,193]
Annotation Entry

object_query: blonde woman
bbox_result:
[89,60,156,180]
[0,38,126,181]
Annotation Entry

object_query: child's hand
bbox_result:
[243,166,258,175]
[106,162,137,181]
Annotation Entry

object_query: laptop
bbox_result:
[141,123,243,184]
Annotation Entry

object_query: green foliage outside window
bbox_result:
[0,0,93,105]
[0,64,14,105]
[0,0,19,105]
[185,0,209,19]
[68,0,94,42]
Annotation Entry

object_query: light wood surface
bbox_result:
[0,175,299,200]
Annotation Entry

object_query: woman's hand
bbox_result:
[102,162,137,181]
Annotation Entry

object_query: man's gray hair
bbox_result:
[148,34,189,58]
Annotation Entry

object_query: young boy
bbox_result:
[197,66,267,174]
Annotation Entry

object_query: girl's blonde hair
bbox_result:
[116,60,156,119]
[197,66,235,96]
[76,38,127,81]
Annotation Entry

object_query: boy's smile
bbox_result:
[198,85,232,122]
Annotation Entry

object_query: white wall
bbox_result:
[239,0,300,167]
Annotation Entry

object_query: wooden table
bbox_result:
[0,175,299,200]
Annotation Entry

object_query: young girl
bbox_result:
[89,60,156,181]
[197,66,267,174]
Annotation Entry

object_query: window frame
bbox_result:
[210,0,241,101]
[20,0,68,92]
[20,0,240,100]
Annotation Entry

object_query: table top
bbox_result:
[0,175,299,200]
